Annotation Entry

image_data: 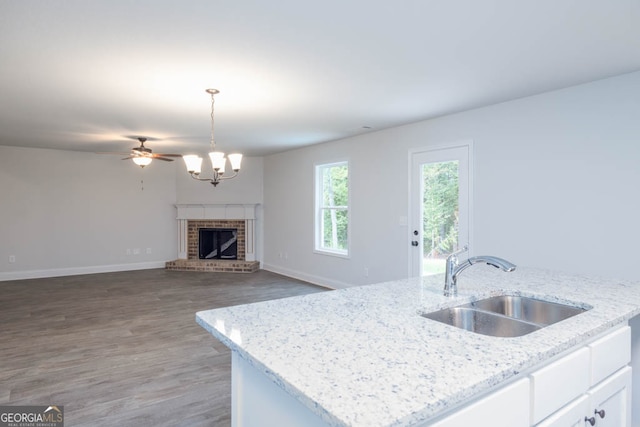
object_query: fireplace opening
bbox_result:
[199,228,238,260]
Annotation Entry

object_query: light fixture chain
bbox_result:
[210,92,216,151]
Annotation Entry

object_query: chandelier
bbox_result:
[183,89,242,187]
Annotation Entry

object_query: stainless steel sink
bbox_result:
[468,295,586,325]
[421,295,589,337]
[422,306,541,337]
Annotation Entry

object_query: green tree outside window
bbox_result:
[423,161,459,274]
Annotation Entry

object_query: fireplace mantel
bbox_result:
[174,204,259,262]
[175,204,258,220]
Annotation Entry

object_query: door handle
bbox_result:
[411,241,419,247]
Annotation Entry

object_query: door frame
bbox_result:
[408,140,474,277]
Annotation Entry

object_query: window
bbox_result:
[315,161,349,256]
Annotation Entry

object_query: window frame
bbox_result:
[314,160,350,258]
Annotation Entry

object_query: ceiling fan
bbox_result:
[98,137,182,168]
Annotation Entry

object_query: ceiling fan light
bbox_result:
[183,155,203,174]
[209,151,226,171]
[132,156,152,167]
[228,153,243,171]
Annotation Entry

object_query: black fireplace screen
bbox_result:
[199,228,238,260]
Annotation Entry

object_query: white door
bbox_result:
[410,143,471,277]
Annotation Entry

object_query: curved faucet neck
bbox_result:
[444,252,516,297]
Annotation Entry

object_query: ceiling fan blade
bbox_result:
[124,135,160,142]
[154,157,174,162]
[96,152,131,155]
[153,153,183,157]
[121,156,135,160]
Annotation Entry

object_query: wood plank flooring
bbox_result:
[0,269,327,426]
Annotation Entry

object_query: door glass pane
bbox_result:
[422,160,459,275]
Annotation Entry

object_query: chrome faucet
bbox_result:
[443,246,516,297]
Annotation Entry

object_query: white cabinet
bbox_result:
[588,326,631,386]
[530,347,591,423]
[536,368,631,427]
[535,395,589,427]
[428,325,632,427]
[585,366,632,427]
[429,378,530,427]
[535,326,632,427]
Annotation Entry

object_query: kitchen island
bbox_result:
[196,266,640,426]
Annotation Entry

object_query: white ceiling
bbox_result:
[1,0,639,157]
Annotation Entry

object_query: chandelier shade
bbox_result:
[228,153,243,171]
[183,154,203,174]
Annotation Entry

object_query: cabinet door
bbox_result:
[587,366,632,427]
[535,395,589,427]
[429,378,529,427]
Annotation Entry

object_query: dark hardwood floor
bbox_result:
[0,269,328,426]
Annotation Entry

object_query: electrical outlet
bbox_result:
[126,249,132,255]
[146,248,152,254]
[9,255,16,263]
[364,267,369,277]
[133,248,140,255]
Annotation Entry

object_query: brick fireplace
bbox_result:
[165,204,260,273]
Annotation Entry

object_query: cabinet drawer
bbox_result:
[589,325,631,386]
[429,378,529,427]
[530,347,590,424]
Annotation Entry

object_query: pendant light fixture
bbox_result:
[183,89,243,187]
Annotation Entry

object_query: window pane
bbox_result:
[422,160,459,275]
[321,208,348,251]
[321,163,348,207]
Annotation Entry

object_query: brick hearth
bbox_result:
[165,259,260,273]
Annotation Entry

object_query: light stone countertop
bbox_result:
[196,266,640,426]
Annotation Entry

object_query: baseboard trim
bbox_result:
[261,263,352,290]
[0,261,167,282]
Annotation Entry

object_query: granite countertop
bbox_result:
[196,266,640,427]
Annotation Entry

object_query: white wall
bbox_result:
[263,71,640,287]
[0,146,178,280]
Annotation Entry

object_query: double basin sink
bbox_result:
[422,295,590,337]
